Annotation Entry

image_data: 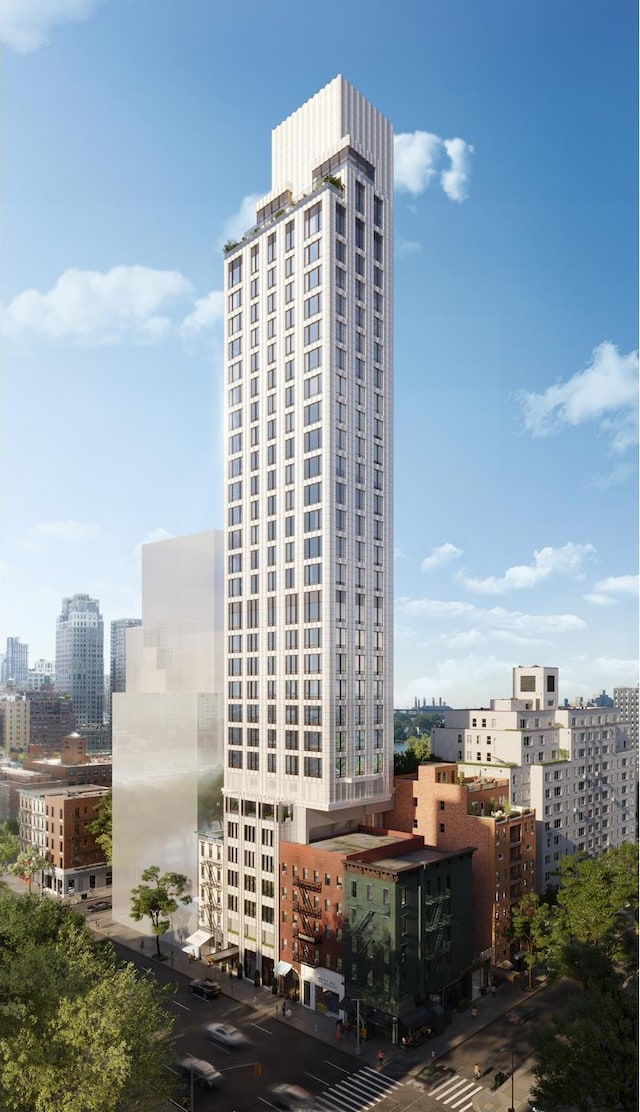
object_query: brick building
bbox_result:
[19,782,110,898]
[278,827,475,1037]
[25,691,76,755]
[385,763,536,978]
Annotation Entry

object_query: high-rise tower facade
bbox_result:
[109,618,142,718]
[223,77,394,986]
[55,594,104,728]
[5,637,29,688]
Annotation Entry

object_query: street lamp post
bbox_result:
[508,1045,515,1112]
[354,998,363,1057]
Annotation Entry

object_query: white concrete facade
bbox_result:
[112,532,224,938]
[0,695,29,753]
[223,77,394,985]
[432,666,636,892]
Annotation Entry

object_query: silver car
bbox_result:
[178,1057,222,1088]
[204,1021,249,1048]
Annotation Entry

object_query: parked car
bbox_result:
[267,1083,314,1109]
[204,1022,248,1048]
[178,1057,222,1088]
[88,900,111,912]
[190,977,221,999]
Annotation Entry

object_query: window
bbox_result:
[304,201,322,238]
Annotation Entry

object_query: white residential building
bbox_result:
[0,694,30,754]
[27,659,56,691]
[432,666,636,892]
[613,685,639,749]
[223,76,394,987]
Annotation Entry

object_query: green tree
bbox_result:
[0,889,177,1111]
[0,821,20,870]
[130,866,192,957]
[511,891,550,990]
[88,789,112,862]
[8,846,47,893]
[531,983,637,1112]
[546,844,639,986]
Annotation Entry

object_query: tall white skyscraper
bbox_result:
[55,594,104,728]
[223,77,394,986]
[109,618,142,721]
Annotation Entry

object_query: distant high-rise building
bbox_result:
[614,685,639,749]
[27,659,56,691]
[55,594,104,728]
[222,76,394,990]
[5,638,29,688]
[109,619,141,718]
[25,691,76,754]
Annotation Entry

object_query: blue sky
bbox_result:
[1,0,637,706]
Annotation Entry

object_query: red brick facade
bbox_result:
[385,764,536,965]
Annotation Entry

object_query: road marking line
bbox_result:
[171,1001,189,1011]
[430,1076,462,1096]
[443,1080,477,1105]
[250,1021,272,1034]
[304,1071,329,1083]
[323,1059,352,1074]
[450,1085,483,1108]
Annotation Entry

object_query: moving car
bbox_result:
[267,1083,314,1109]
[204,1022,248,1048]
[178,1057,222,1088]
[190,977,221,999]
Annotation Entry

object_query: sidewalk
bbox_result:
[91,905,543,1081]
[3,871,541,1096]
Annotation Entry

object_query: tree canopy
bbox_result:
[394,733,433,775]
[0,821,20,870]
[130,866,192,957]
[0,889,177,1111]
[88,789,112,863]
[520,843,639,1111]
[8,846,47,893]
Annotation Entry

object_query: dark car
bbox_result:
[190,978,221,1000]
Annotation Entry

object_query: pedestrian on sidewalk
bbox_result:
[140,939,144,952]
[491,984,497,998]
[376,1050,384,1069]
[282,1001,287,1016]
[471,1006,478,1020]
[474,1063,482,1080]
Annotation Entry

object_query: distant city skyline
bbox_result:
[1,0,637,706]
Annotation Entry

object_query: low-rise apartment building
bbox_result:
[19,783,110,898]
[431,666,635,892]
[386,763,536,977]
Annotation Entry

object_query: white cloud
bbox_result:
[180,290,224,335]
[25,520,109,544]
[519,342,639,456]
[421,542,463,573]
[394,131,474,201]
[585,574,639,606]
[219,194,262,248]
[0,0,103,53]
[441,138,475,202]
[398,595,586,637]
[395,237,422,257]
[2,265,226,348]
[458,542,596,594]
[3,265,192,346]
[394,132,442,195]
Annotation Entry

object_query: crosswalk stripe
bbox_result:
[441,1079,476,1103]
[314,1068,403,1112]
[431,1078,463,1094]
[450,1083,483,1107]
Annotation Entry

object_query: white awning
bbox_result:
[274,960,293,976]
[186,929,213,948]
[207,945,239,963]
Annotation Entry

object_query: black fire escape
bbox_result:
[292,877,323,965]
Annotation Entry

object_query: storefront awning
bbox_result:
[186,929,213,948]
[274,960,293,976]
[207,945,239,964]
